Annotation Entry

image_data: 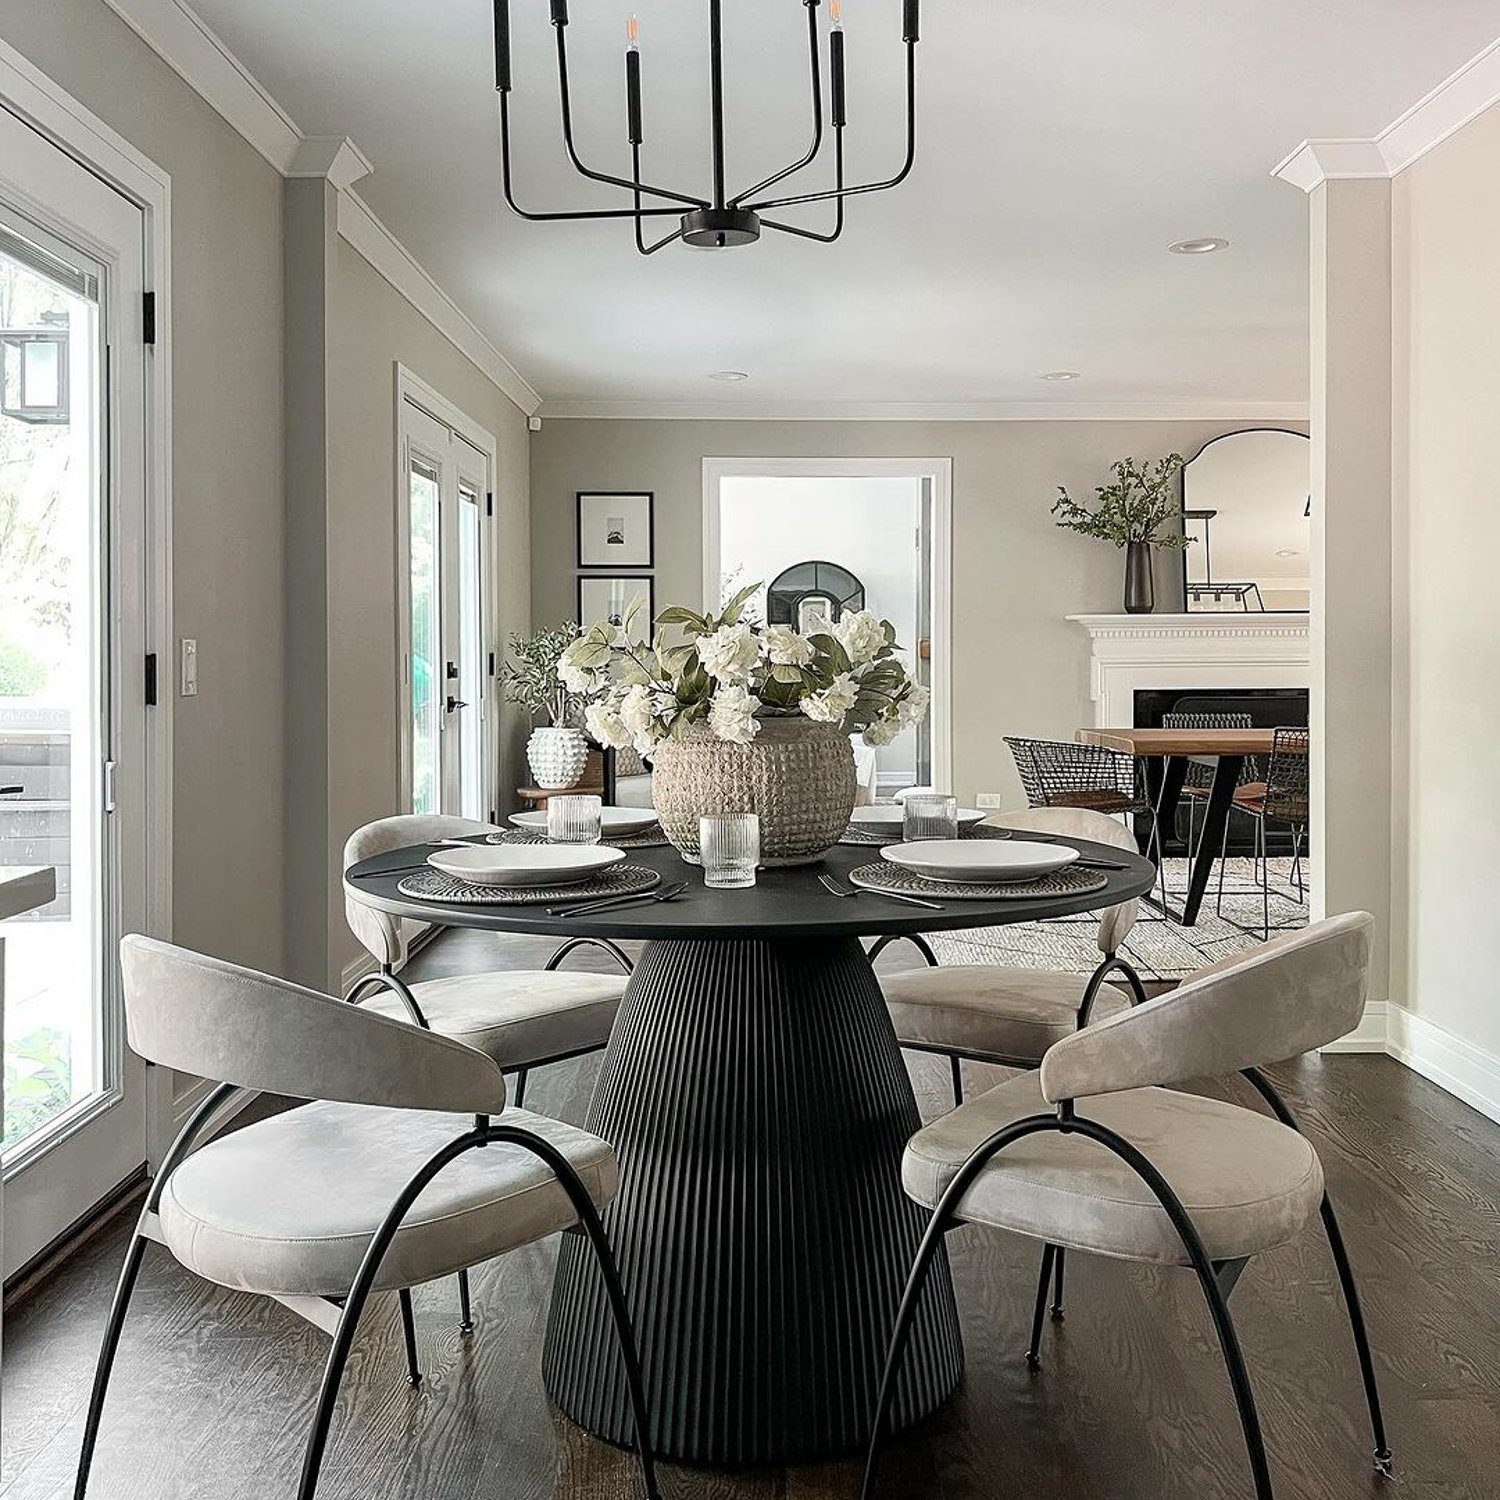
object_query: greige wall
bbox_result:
[1392,100,1500,1065]
[324,240,532,987]
[531,418,1281,804]
[4,0,286,975]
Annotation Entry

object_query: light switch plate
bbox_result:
[180,638,198,697]
[975,792,1004,809]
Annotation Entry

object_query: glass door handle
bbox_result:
[445,696,468,714]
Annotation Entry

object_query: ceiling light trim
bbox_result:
[100,0,542,415]
[1273,35,1500,191]
[537,398,1312,423]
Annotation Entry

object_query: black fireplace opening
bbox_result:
[1134,687,1309,857]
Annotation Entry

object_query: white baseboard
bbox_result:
[1387,1004,1500,1126]
[1320,1000,1389,1053]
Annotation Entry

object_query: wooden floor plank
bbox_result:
[3,929,1497,1498]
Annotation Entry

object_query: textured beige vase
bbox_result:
[650,716,857,866]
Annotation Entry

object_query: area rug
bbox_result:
[926,857,1309,982]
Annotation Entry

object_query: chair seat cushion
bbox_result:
[902,1072,1322,1266]
[158,1103,616,1297]
[1046,790,1140,814]
[363,970,626,1068]
[881,966,1130,1066]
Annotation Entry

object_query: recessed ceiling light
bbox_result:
[708,370,749,382]
[1169,236,1230,255]
[1038,370,1081,382]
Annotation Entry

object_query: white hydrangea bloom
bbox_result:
[862,716,899,747]
[584,702,632,750]
[895,681,931,729]
[708,684,760,744]
[800,672,859,724]
[558,641,601,695]
[833,609,887,665]
[618,682,656,739]
[697,623,761,682]
[762,624,814,668]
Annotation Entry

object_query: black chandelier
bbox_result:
[493,0,920,253]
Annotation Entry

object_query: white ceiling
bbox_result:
[189,0,1499,413]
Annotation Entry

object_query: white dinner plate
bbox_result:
[509,807,660,837]
[880,839,1078,885]
[427,843,626,888]
[849,804,988,830]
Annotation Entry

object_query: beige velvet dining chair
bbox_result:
[861,913,1391,1500]
[74,937,660,1500]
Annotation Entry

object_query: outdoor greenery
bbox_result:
[497,621,584,726]
[3,1025,73,1154]
[1051,454,1189,549]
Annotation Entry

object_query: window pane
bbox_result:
[408,459,441,816]
[2,247,104,1159]
[458,488,483,820]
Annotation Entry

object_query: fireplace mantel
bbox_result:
[1067,612,1310,726]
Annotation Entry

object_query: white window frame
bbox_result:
[393,364,499,819]
[0,41,177,1165]
[702,457,954,796]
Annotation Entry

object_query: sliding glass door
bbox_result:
[400,396,490,819]
[1,107,151,1277]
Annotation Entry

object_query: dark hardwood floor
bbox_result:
[3,928,1498,1498]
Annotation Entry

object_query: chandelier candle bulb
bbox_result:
[493,0,511,91]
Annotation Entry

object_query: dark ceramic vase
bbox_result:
[1123,540,1155,614]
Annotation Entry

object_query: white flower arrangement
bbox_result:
[565,584,929,758]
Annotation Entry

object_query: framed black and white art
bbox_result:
[577,574,655,645]
[577,490,654,569]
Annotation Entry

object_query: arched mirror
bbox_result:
[766,560,866,634]
[1180,429,1311,612]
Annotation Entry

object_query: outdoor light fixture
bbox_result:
[493,0,921,254]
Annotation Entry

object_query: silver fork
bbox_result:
[817,872,944,911]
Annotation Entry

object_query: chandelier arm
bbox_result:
[746,42,914,213]
[498,94,683,220]
[632,143,689,255]
[761,132,845,243]
[729,0,825,209]
[553,20,708,209]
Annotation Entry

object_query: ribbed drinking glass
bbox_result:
[699,812,760,888]
[548,794,602,844]
[903,793,959,842]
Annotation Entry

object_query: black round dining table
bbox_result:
[345,834,1156,1467]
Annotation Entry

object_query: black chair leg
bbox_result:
[1050,1246,1066,1321]
[512,1066,529,1110]
[949,1053,964,1108]
[1320,1196,1393,1474]
[457,1267,474,1333]
[1026,1244,1057,1368]
[73,1231,149,1499]
[398,1289,422,1386]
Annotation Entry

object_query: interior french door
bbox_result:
[400,396,490,819]
[1,107,151,1278]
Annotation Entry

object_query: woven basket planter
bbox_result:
[651,716,857,866]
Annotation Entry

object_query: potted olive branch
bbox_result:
[497,621,591,789]
[1051,454,1188,613]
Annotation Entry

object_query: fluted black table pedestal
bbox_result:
[541,935,964,1466]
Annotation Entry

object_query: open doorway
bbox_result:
[702,459,951,796]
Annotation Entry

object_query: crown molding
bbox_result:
[100,0,541,414]
[1273,35,1500,191]
[538,398,1310,423]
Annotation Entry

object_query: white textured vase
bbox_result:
[527,726,589,790]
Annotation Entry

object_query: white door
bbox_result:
[400,396,491,819]
[1,108,152,1277]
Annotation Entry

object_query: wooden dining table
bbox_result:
[1077,726,1279,926]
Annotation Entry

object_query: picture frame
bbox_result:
[577,490,654,569]
[577,573,656,645]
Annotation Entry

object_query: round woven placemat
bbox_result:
[838,821,1015,849]
[487,827,671,850]
[397,863,660,905]
[847,861,1109,902]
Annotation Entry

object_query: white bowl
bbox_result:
[880,839,1078,885]
[427,843,625,887]
[850,804,988,831]
[510,807,660,837]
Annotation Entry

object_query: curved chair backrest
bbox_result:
[1038,912,1372,1104]
[120,935,507,1113]
[994,806,1140,955]
[343,814,498,969]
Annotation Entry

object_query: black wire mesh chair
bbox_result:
[1217,726,1310,940]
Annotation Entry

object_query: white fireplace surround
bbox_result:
[1067,613,1310,726]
